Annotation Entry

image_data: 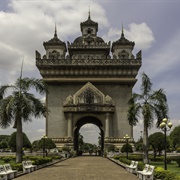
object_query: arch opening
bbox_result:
[74,116,104,155]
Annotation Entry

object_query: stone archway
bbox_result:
[36,15,141,151]
[73,116,104,154]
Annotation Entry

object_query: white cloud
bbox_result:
[126,23,155,50]
[0,0,109,85]
[103,22,155,51]
[37,129,45,133]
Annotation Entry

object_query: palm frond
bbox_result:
[150,88,169,127]
[141,72,152,97]
[0,85,17,99]
[127,93,141,126]
[15,77,48,95]
[0,96,15,128]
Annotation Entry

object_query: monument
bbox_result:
[36,12,141,151]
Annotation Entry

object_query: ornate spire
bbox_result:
[121,23,124,38]
[54,23,57,38]
[88,6,91,20]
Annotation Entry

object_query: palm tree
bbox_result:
[127,72,168,163]
[0,77,48,163]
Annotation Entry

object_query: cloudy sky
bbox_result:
[0,0,179,144]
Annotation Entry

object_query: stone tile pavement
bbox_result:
[14,156,138,180]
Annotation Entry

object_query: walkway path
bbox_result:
[15,156,138,180]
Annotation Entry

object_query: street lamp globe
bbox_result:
[168,122,173,128]
[162,118,168,123]
[160,122,166,129]
[159,118,173,170]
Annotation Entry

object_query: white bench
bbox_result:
[137,164,150,179]
[26,161,37,171]
[22,161,32,173]
[125,160,135,171]
[126,161,138,173]
[3,164,17,179]
[0,165,7,180]
[0,164,16,180]
[138,165,155,180]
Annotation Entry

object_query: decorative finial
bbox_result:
[54,23,57,38]
[121,22,124,38]
[88,6,91,20]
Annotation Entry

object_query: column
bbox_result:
[105,113,110,137]
[67,113,72,137]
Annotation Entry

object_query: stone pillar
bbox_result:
[105,113,110,137]
[67,113,72,137]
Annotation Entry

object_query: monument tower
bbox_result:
[36,12,141,151]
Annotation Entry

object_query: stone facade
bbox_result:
[36,13,141,150]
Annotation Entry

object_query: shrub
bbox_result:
[11,163,22,171]
[154,167,180,180]
[176,148,180,153]
[3,157,11,163]
[119,157,131,165]
[127,154,143,161]
[33,157,52,165]
[62,147,71,152]
[170,156,180,167]
[137,161,144,171]
[121,144,133,153]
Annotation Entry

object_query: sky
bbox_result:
[0,0,179,144]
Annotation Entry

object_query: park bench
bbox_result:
[0,165,7,180]
[126,161,138,173]
[3,164,17,179]
[138,165,155,180]
[22,161,32,173]
[0,164,16,180]
[125,160,135,171]
[26,160,37,171]
[137,164,150,179]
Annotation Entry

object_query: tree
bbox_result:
[127,72,168,163]
[78,133,84,150]
[0,139,9,150]
[38,138,56,155]
[8,132,32,152]
[148,132,170,160]
[134,137,143,152]
[32,140,40,151]
[121,143,133,153]
[107,144,115,152]
[170,125,180,149]
[0,135,10,142]
[0,77,47,162]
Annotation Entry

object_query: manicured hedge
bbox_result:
[154,167,180,180]
[114,154,180,180]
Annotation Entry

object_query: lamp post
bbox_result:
[159,118,173,170]
[124,134,130,159]
[140,131,143,152]
[42,134,47,158]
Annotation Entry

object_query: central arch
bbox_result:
[74,116,104,154]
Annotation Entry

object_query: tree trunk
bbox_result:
[16,112,23,163]
[143,123,149,163]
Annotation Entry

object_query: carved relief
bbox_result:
[73,82,104,105]
[63,82,115,112]
[49,50,60,59]
[119,50,129,59]
[105,95,115,105]
[63,95,73,105]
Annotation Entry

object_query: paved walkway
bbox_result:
[15,156,138,180]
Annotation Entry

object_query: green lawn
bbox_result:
[150,161,180,176]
